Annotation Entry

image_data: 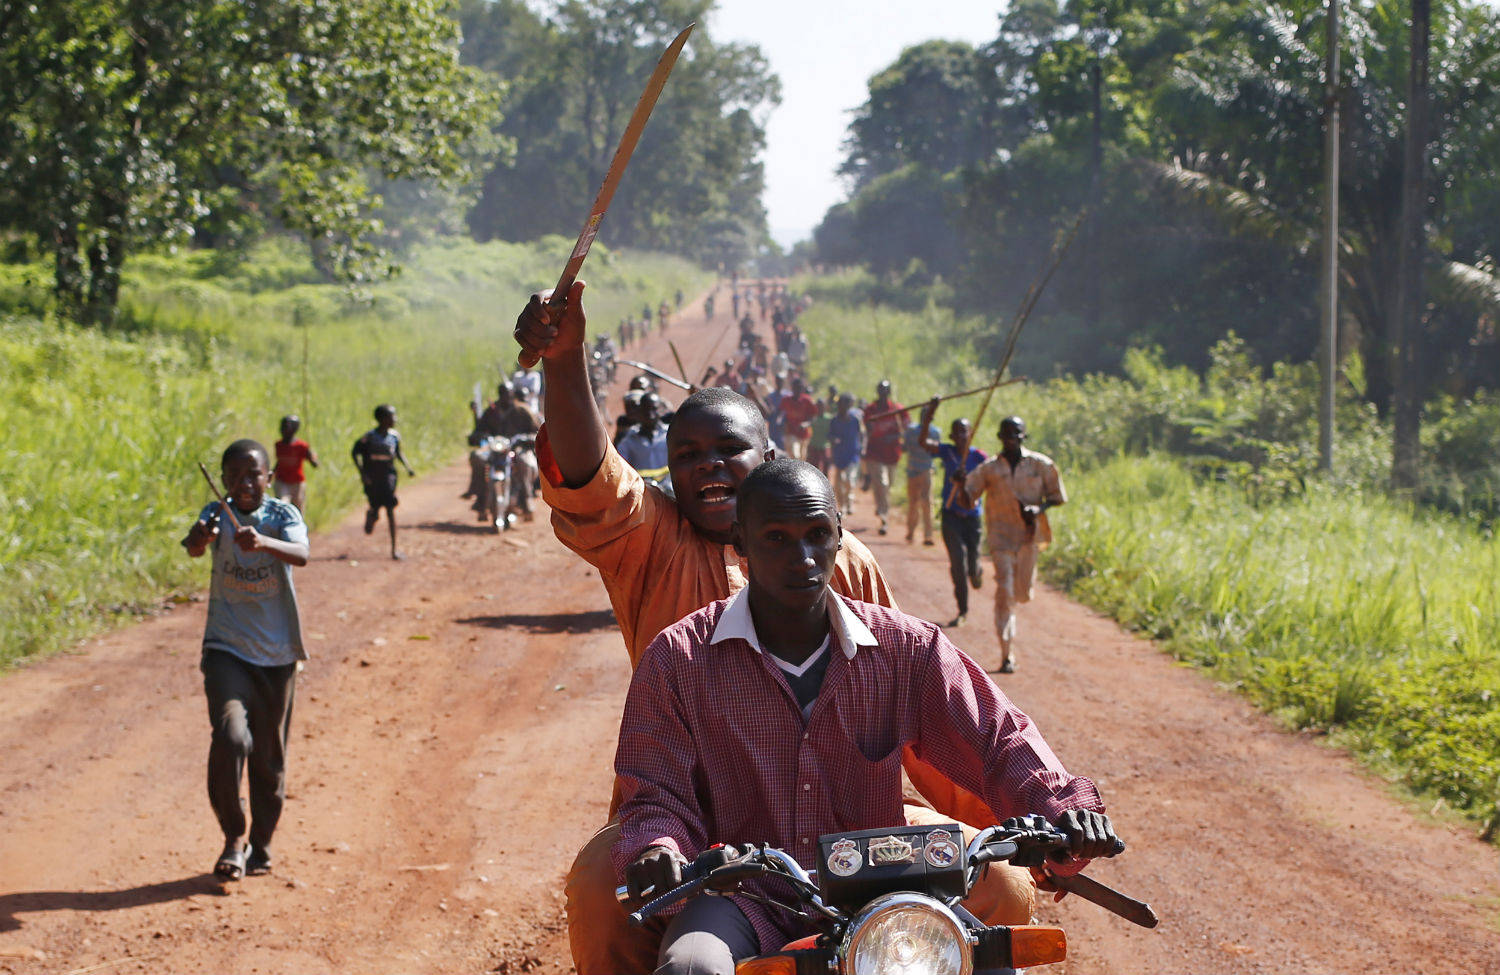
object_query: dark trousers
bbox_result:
[941,510,982,615]
[201,648,297,850]
[656,894,760,975]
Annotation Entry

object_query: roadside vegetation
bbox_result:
[797,273,1500,834]
[0,238,709,669]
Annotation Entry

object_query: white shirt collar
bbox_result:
[710,587,877,661]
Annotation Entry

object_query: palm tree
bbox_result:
[1141,0,1500,432]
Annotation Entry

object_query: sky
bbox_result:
[708,0,1009,250]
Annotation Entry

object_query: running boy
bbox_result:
[351,404,415,560]
[181,439,309,880]
[272,414,319,512]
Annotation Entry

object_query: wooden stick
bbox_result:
[970,211,1086,437]
[864,376,1028,424]
[196,461,241,531]
[518,24,695,368]
[667,340,690,389]
[697,314,739,377]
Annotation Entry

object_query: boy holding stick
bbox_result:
[181,440,309,880]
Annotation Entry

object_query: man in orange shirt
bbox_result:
[514,283,1035,974]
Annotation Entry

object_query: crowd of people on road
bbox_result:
[175,274,1104,975]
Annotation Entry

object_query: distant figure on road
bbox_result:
[959,416,1066,673]
[351,404,414,560]
[922,411,986,629]
[827,392,863,516]
[616,391,669,475]
[272,414,318,512]
[904,404,941,546]
[776,375,818,462]
[862,379,906,535]
[180,439,309,882]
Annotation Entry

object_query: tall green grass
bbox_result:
[1051,457,1500,817]
[795,276,1500,825]
[0,237,710,668]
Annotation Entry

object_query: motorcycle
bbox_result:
[476,433,536,532]
[636,464,676,501]
[618,815,1155,975]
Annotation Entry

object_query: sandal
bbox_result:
[246,845,272,876]
[214,842,248,881]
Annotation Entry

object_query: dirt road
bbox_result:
[2,289,1497,975]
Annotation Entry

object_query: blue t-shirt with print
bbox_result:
[938,444,986,516]
[197,497,308,667]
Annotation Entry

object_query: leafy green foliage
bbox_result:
[457,0,779,270]
[812,0,1500,417]
[841,41,997,190]
[0,0,499,324]
[1049,456,1500,817]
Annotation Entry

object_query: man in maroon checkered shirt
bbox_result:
[615,459,1116,974]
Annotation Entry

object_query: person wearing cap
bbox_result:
[957,416,1066,673]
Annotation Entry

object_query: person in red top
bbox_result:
[616,459,1116,973]
[776,375,818,462]
[272,415,319,512]
[862,379,906,535]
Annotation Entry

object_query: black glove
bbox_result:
[1049,809,1120,861]
[625,845,687,900]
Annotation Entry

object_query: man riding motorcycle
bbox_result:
[467,382,540,521]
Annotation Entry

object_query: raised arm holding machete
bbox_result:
[513,23,693,487]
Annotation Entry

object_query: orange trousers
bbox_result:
[564,808,1036,974]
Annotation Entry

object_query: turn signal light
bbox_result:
[736,956,798,975]
[1010,925,1067,967]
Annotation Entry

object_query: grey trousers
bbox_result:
[656,896,760,975]
[201,648,297,850]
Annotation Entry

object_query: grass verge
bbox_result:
[0,237,710,668]
[795,275,1500,827]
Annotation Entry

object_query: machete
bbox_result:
[620,358,694,391]
[1046,870,1160,929]
[518,23,696,368]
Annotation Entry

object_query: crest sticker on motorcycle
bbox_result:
[826,839,862,877]
[868,835,917,865]
[923,829,960,868]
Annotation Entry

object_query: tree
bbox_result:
[840,40,995,190]
[1149,0,1500,409]
[0,0,499,324]
[458,0,778,265]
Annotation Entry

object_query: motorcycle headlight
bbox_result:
[840,892,972,975]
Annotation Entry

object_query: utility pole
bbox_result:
[1318,0,1340,471]
[1391,0,1431,492]
[1087,56,1103,335]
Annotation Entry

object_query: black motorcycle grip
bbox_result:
[629,874,710,926]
